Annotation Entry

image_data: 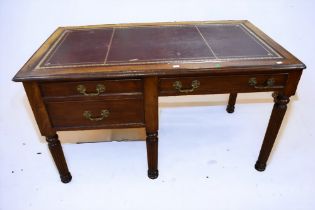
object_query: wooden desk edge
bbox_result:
[12,20,306,82]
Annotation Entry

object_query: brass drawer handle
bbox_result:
[248,78,284,89]
[83,110,110,121]
[77,84,105,96]
[173,80,200,93]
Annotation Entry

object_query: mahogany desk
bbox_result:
[13,20,306,183]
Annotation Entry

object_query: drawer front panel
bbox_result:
[46,97,144,129]
[41,79,143,98]
[159,74,288,96]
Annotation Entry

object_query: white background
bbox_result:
[1,0,315,209]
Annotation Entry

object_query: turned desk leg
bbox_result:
[255,93,290,171]
[144,77,159,179]
[146,132,159,179]
[46,134,72,183]
[226,93,238,113]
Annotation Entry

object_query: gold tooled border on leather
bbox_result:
[35,23,282,70]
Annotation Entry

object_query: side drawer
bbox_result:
[159,74,288,96]
[40,79,143,98]
[45,96,144,130]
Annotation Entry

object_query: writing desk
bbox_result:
[13,20,306,183]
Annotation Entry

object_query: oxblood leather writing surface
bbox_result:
[46,29,113,66]
[41,23,280,68]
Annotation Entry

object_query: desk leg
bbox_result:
[255,93,290,171]
[46,134,72,183]
[146,132,159,179]
[144,77,159,179]
[226,93,237,113]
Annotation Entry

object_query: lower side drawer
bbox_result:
[46,97,144,130]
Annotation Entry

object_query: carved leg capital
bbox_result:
[273,93,290,109]
[46,134,61,148]
[146,132,158,143]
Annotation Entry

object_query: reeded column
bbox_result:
[255,93,290,171]
[144,77,159,179]
[46,134,72,183]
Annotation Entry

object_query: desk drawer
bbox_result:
[46,97,144,130]
[40,79,143,98]
[159,74,288,96]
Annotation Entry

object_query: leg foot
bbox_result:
[148,169,159,179]
[60,172,72,183]
[226,105,235,113]
[46,134,72,183]
[226,93,237,113]
[255,161,266,172]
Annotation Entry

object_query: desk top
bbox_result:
[13,20,305,81]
